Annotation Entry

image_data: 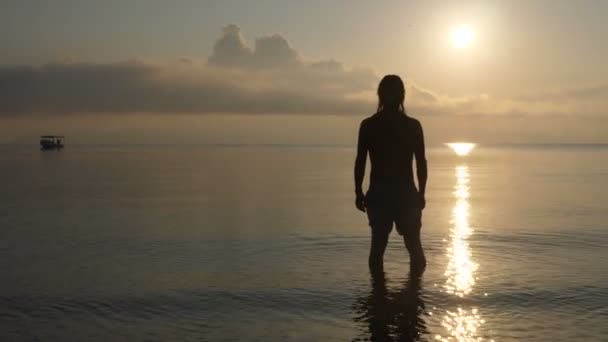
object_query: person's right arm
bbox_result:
[414,120,427,209]
[354,120,368,212]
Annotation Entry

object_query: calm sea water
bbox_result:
[1,144,607,341]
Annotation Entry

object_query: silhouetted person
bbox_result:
[354,75,427,275]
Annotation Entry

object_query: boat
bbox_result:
[40,135,65,150]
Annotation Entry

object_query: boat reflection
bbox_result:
[353,271,428,341]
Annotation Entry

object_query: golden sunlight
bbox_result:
[438,308,492,342]
[447,143,476,156]
[444,165,478,297]
[450,26,475,49]
[435,164,490,341]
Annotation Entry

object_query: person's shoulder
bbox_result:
[403,114,420,124]
[369,112,384,121]
[403,114,423,129]
[360,112,381,127]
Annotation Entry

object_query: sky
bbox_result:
[1,0,607,145]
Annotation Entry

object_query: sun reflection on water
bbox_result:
[436,308,486,342]
[436,146,491,341]
[445,165,478,297]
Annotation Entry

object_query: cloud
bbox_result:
[405,83,608,117]
[0,24,606,118]
[0,60,378,115]
[0,24,382,116]
[208,24,299,69]
[207,24,253,67]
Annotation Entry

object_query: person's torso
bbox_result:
[365,111,419,199]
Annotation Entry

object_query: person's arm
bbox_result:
[414,120,427,209]
[354,121,368,212]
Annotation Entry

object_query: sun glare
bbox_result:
[447,143,476,156]
[451,26,475,48]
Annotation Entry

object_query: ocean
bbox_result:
[1,144,607,341]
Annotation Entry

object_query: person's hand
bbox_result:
[419,193,426,210]
[355,193,366,212]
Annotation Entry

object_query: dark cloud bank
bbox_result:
[1,24,606,117]
[1,25,375,116]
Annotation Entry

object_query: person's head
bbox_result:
[377,74,406,113]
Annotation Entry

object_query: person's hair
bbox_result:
[377,74,406,114]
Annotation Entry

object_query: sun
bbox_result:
[451,26,475,48]
[447,142,476,156]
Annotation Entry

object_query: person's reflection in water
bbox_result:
[354,271,428,341]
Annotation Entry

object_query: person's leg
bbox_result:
[369,225,391,273]
[397,208,426,274]
[366,198,392,273]
[403,228,426,274]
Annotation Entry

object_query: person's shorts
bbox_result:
[365,193,422,236]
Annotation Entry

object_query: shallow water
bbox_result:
[1,144,607,341]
